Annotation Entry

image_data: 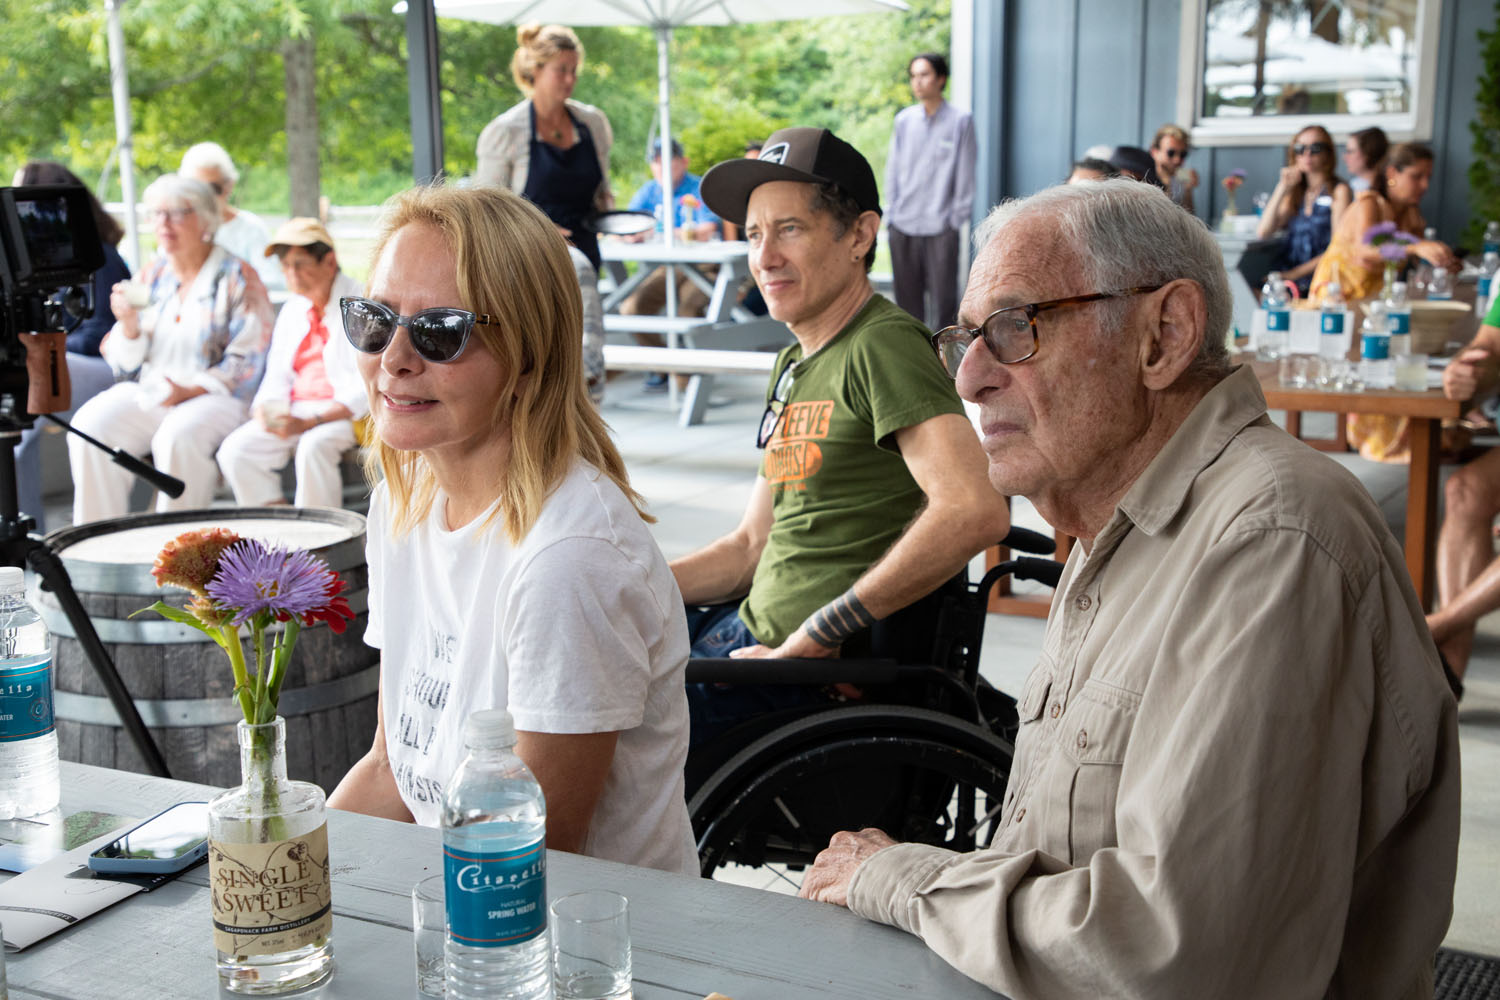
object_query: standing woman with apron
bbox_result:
[475,22,614,273]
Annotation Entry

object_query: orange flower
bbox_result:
[151,528,244,597]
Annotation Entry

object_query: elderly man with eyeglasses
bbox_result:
[674,127,1008,748]
[800,179,1459,998]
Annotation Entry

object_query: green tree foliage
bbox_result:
[1468,0,1500,249]
[3,0,951,212]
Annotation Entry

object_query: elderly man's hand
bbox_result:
[799,828,898,907]
[1443,347,1491,401]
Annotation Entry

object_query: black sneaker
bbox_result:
[643,373,668,393]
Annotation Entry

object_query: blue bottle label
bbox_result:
[1321,312,1345,335]
[0,659,54,742]
[1389,312,1410,335]
[1481,277,1493,298]
[1265,309,1290,332]
[1362,335,1390,360]
[444,838,546,948]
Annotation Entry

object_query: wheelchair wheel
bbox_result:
[688,705,1014,883]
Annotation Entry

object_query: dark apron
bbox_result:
[522,102,604,271]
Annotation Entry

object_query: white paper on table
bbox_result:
[0,832,145,951]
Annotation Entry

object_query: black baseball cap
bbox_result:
[701,127,881,225]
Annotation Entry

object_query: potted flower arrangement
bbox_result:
[141,528,352,994]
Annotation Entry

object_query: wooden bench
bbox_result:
[603,344,778,427]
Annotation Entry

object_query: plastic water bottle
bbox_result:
[0,567,59,820]
[1483,220,1500,256]
[1259,272,1291,360]
[1427,267,1452,301]
[1478,251,1499,317]
[1359,301,1392,390]
[1386,280,1413,355]
[1319,283,1348,359]
[1413,228,1438,296]
[442,709,551,1000]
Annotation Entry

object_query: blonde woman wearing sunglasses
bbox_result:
[328,185,696,875]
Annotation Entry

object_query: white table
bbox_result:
[3,763,1005,999]
[600,240,789,426]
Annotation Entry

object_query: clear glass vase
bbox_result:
[209,717,334,994]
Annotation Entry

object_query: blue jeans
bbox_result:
[684,603,830,750]
[14,354,116,532]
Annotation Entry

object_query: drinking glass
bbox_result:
[411,875,446,997]
[551,890,631,1000]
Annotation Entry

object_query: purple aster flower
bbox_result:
[1228,168,1246,179]
[205,539,338,626]
[1363,220,1398,243]
[1377,242,1410,262]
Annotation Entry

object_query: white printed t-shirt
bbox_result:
[366,460,697,875]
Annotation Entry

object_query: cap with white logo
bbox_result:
[700,127,881,226]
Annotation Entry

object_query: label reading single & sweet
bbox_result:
[210,823,333,957]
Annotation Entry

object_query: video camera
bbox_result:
[0,184,105,427]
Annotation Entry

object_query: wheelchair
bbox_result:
[683,527,1063,882]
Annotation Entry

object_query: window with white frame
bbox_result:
[1177,0,1442,146]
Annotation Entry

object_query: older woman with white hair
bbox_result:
[67,174,274,523]
[179,141,280,289]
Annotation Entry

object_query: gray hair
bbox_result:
[143,174,222,236]
[974,179,1233,382]
[179,141,240,186]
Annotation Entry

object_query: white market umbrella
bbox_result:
[396,0,908,249]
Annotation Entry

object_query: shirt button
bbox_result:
[1015,807,1026,823]
[1049,703,1061,719]
[1076,729,1088,750]
[1074,594,1092,611]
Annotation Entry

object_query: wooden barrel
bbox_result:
[38,507,377,794]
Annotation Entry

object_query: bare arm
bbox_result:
[1330,183,1353,231]
[1255,168,1301,239]
[515,730,619,855]
[747,413,1010,659]
[1442,323,1500,402]
[328,678,416,822]
[670,475,775,606]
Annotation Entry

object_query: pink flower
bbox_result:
[151,528,244,597]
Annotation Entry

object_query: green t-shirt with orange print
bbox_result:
[739,295,965,647]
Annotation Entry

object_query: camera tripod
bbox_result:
[0,393,182,778]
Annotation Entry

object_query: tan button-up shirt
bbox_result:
[848,366,1460,999]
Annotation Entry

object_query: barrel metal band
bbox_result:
[54,664,379,727]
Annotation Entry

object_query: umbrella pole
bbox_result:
[105,0,140,271]
[657,21,678,411]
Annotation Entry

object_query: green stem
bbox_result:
[267,620,301,712]
[221,624,256,724]
[252,621,269,724]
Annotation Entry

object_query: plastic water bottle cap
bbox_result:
[0,566,23,595]
[464,709,518,750]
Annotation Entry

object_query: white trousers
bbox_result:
[68,381,249,524]
[216,400,357,508]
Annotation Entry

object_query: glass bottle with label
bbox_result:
[208,718,334,994]
[0,566,58,820]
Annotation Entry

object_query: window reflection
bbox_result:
[1202,0,1420,119]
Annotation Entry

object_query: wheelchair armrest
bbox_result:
[685,657,901,686]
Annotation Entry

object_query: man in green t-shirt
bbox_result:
[677,126,1010,744]
[1427,290,1500,698]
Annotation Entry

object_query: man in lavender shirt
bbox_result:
[884,52,976,330]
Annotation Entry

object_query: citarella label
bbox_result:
[210,824,333,957]
[444,839,546,947]
[0,659,54,743]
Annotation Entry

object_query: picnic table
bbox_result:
[2,762,1005,999]
[600,239,789,426]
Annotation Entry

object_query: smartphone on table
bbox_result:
[86,801,209,875]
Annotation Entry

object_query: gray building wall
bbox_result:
[969,0,1495,247]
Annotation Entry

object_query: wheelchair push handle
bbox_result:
[977,556,1065,603]
[1000,525,1055,555]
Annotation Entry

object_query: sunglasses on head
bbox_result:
[339,296,494,364]
[1293,142,1329,156]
